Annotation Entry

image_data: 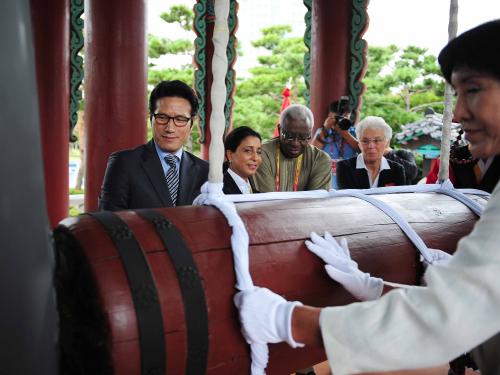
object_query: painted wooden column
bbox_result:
[31,0,70,227]
[195,2,215,160]
[308,0,368,133]
[194,0,238,160]
[84,0,147,211]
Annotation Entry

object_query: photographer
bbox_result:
[312,97,360,188]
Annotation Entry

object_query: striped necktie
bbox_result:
[164,154,179,206]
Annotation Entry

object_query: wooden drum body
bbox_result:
[54,193,483,374]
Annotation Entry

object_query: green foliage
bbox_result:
[361,45,446,139]
[69,188,83,195]
[252,25,292,50]
[147,4,194,85]
[160,5,194,31]
[148,34,193,58]
[364,44,398,80]
[233,25,307,140]
[148,66,194,87]
[232,95,276,138]
[69,206,81,217]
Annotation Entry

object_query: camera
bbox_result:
[334,96,353,130]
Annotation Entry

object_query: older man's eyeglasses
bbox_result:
[153,113,191,127]
[360,137,385,146]
[281,130,311,143]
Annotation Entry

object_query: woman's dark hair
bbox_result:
[224,126,262,152]
[439,19,500,83]
[149,80,199,120]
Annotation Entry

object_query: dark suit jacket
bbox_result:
[222,169,258,194]
[222,171,258,194]
[337,156,406,189]
[223,171,242,194]
[451,146,500,193]
[99,140,209,210]
[384,149,418,184]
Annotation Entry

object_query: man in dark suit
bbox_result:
[99,80,209,210]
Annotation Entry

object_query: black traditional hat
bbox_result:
[439,19,500,83]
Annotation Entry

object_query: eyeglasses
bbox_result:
[360,137,385,146]
[280,130,311,143]
[153,113,192,127]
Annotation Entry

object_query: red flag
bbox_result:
[273,85,291,137]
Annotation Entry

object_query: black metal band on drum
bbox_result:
[136,209,209,375]
[86,212,166,375]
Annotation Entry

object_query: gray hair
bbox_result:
[280,104,314,130]
[355,116,392,141]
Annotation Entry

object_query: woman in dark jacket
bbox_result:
[337,116,405,189]
[223,126,262,194]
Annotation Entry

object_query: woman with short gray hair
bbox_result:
[354,115,392,140]
[336,116,405,189]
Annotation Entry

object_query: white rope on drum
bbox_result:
[194,178,489,373]
[337,180,487,216]
[194,183,269,374]
[201,0,269,373]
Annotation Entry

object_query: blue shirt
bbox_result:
[154,141,183,177]
[314,127,358,161]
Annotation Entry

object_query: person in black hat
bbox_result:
[234,19,500,375]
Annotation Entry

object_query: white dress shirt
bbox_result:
[228,168,252,194]
[356,154,391,188]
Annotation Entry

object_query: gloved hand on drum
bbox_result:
[305,232,384,301]
[233,287,305,348]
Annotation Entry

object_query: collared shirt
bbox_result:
[478,156,494,178]
[154,141,183,177]
[356,154,390,188]
[227,168,252,194]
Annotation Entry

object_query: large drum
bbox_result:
[54,193,484,374]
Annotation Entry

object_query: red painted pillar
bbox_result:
[84,0,147,211]
[310,0,351,133]
[31,0,70,228]
[201,20,215,160]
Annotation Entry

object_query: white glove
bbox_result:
[305,232,383,301]
[421,248,453,267]
[234,287,304,348]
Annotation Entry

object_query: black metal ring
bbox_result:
[87,212,166,375]
[136,209,209,375]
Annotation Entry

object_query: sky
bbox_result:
[365,0,500,56]
[148,0,500,75]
